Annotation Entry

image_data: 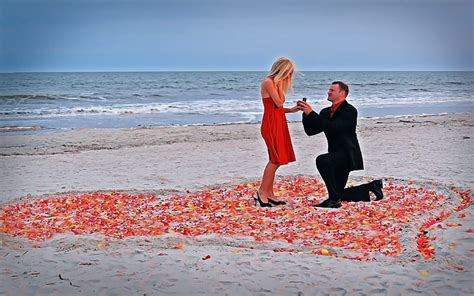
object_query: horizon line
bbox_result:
[2,69,473,74]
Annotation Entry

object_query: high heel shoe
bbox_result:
[268,197,286,206]
[254,191,273,208]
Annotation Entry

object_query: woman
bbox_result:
[255,57,299,207]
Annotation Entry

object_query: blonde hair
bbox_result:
[267,57,295,93]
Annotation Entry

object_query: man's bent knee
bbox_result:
[316,154,330,169]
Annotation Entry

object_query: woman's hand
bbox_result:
[262,78,284,108]
[285,105,300,113]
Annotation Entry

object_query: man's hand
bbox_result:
[297,100,313,116]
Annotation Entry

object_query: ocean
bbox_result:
[0,71,472,131]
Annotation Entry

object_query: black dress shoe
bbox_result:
[371,179,384,201]
[313,198,331,207]
[313,198,342,208]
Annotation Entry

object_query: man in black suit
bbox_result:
[297,81,383,208]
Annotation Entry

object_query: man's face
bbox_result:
[327,84,343,103]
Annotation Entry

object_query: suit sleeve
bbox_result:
[302,111,324,136]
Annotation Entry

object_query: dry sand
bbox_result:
[1,113,473,295]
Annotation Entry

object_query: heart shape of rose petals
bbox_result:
[0,176,471,261]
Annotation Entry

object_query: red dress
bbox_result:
[260,95,296,165]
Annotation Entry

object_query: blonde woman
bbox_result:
[255,57,300,207]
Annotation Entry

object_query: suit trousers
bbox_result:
[316,152,371,202]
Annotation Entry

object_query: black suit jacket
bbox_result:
[302,100,364,171]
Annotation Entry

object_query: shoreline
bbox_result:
[0,110,468,128]
[1,107,472,133]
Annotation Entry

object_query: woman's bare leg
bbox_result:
[268,165,279,198]
[258,161,280,203]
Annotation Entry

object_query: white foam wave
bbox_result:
[1,97,472,120]
[0,100,264,118]
[353,96,473,106]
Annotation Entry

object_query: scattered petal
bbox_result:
[446,223,462,227]
[321,248,330,256]
[96,242,109,249]
[419,271,429,277]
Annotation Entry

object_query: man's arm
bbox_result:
[302,111,324,136]
[299,101,357,136]
[298,100,327,136]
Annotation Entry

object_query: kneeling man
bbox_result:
[297,81,383,208]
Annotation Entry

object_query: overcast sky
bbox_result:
[1,0,472,72]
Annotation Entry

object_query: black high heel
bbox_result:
[268,197,286,206]
[254,191,273,207]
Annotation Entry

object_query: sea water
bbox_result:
[0,71,472,131]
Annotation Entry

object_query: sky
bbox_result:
[0,0,473,72]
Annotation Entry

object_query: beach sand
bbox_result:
[1,113,473,295]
